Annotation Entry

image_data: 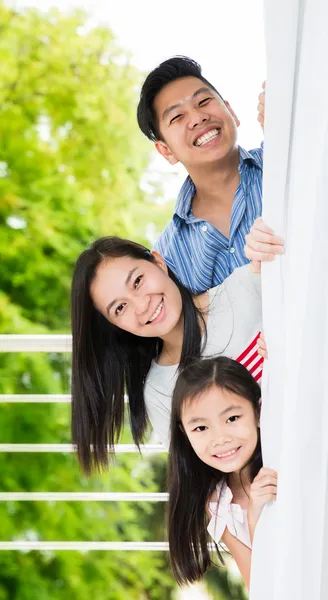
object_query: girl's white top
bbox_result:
[144,265,263,447]
[207,479,252,549]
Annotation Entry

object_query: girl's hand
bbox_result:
[257,332,268,359]
[248,467,278,542]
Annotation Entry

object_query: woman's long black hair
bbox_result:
[71,236,205,475]
[167,356,262,586]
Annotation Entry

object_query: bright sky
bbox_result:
[9,0,266,199]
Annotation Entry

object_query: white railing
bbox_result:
[0,334,168,552]
[0,443,165,453]
[0,394,71,403]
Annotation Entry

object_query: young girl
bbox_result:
[168,355,277,591]
[71,236,263,474]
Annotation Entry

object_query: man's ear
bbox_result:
[155,140,179,165]
[150,250,168,273]
[225,100,240,127]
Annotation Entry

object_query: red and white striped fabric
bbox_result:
[235,331,263,383]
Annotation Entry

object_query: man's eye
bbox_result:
[134,275,143,289]
[170,114,182,124]
[115,303,125,316]
[227,415,240,423]
[199,97,212,106]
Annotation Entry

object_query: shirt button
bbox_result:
[201,225,207,232]
[230,247,235,254]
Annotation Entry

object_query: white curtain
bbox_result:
[250,1,328,598]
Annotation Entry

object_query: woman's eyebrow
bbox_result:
[106,267,138,315]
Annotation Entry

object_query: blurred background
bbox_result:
[0,0,264,597]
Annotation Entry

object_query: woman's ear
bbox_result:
[150,250,168,273]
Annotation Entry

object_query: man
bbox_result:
[137,56,265,293]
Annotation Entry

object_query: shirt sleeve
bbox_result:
[224,264,262,299]
[144,384,171,449]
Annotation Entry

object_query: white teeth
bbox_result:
[195,128,220,147]
[216,448,238,458]
[148,300,163,323]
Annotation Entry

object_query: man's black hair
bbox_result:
[137,56,222,142]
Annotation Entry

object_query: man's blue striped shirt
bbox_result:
[154,146,263,294]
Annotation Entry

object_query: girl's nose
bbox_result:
[211,432,233,447]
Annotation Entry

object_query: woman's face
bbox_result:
[90,253,183,338]
[181,386,259,474]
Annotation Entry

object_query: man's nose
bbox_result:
[189,110,209,129]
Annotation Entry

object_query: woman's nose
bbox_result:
[135,296,150,317]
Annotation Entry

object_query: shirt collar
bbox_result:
[174,145,262,221]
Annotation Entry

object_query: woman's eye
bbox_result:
[227,415,240,424]
[134,275,143,289]
[115,303,125,316]
[193,425,207,432]
[199,97,211,106]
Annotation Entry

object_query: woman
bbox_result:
[168,356,277,590]
[71,236,262,474]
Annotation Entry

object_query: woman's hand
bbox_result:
[248,467,278,542]
[245,217,285,274]
[257,332,268,359]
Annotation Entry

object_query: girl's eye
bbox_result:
[193,425,207,432]
[134,275,143,289]
[227,415,240,424]
[115,303,126,316]
[170,114,182,124]
[199,97,212,106]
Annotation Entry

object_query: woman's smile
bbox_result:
[145,297,165,325]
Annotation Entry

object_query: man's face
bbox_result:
[153,76,240,171]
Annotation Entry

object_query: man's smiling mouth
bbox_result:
[194,128,221,147]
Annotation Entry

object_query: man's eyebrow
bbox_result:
[162,87,214,121]
[106,267,138,315]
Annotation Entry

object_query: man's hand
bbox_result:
[245,217,284,273]
[248,467,278,542]
[257,81,266,130]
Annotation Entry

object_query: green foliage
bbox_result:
[0,2,175,598]
[0,2,246,598]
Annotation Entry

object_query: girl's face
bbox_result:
[181,386,259,474]
[90,253,183,338]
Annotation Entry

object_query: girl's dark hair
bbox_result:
[137,55,223,142]
[71,236,205,475]
[168,356,262,585]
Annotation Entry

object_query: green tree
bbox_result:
[0,2,247,598]
[0,2,174,598]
